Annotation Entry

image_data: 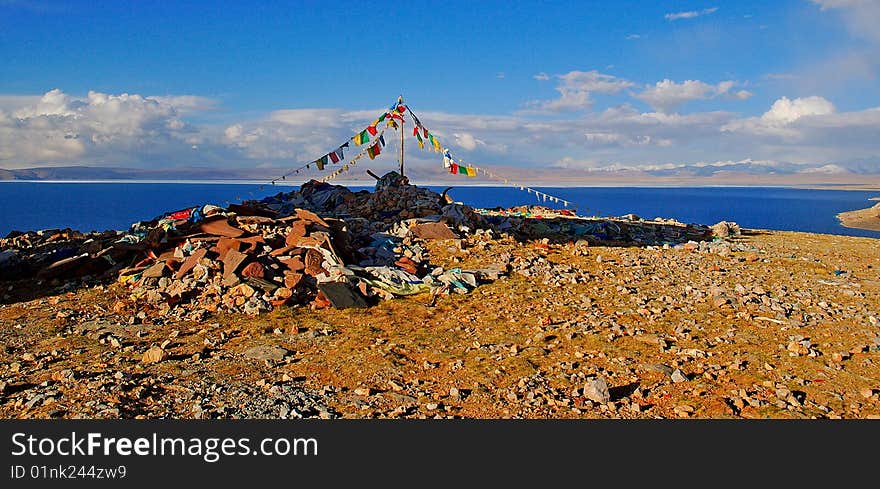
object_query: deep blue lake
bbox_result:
[1,182,878,239]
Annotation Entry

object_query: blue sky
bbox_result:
[2,0,879,180]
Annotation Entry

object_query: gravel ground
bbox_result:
[1,228,878,419]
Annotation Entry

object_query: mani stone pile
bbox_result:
[0,171,724,320]
[0,173,503,318]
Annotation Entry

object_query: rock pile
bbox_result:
[2,173,723,317]
[1,173,505,316]
[476,206,714,245]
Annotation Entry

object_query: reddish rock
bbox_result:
[304,249,326,277]
[284,272,304,289]
[285,221,308,246]
[395,256,418,275]
[295,208,329,227]
[280,256,305,272]
[409,222,457,240]
[198,217,244,238]
[222,249,248,280]
[312,290,331,309]
[216,237,243,261]
[174,248,208,279]
[240,261,265,279]
[294,236,325,248]
[238,235,266,254]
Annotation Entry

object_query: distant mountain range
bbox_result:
[2,164,879,190]
[0,166,272,181]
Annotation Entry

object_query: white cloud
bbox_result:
[0,95,42,112]
[761,95,835,124]
[3,87,879,178]
[527,70,634,112]
[720,96,880,164]
[223,108,372,161]
[0,89,216,167]
[453,132,487,151]
[811,0,880,43]
[633,79,748,112]
[665,7,718,21]
[533,72,550,81]
[584,132,672,147]
[625,34,641,40]
[150,95,216,114]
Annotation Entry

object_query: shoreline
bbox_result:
[837,202,880,232]
[3,179,880,191]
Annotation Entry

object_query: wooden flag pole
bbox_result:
[399,96,405,177]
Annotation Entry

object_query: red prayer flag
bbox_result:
[367,125,378,136]
[423,128,429,138]
[397,105,406,113]
[368,142,381,160]
[329,151,340,163]
[412,126,419,136]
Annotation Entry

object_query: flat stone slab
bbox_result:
[243,345,289,362]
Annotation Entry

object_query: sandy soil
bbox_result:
[838,202,880,232]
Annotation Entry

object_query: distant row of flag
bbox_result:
[262,95,574,209]
[320,128,387,184]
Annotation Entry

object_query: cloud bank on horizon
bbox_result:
[0,0,879,179]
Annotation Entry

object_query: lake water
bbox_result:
[1,182,878,239]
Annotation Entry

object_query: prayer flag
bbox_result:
[397,105,406,113]
[368,142,381,160]
[314,158,324,170]
[443,149,453,168]
[413,126,419,137]
[329,151,340,164]
[379,134,386,147]
[450,162,459,174]
[367,125,378,136]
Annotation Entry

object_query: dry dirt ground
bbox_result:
[1,229,879,419]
